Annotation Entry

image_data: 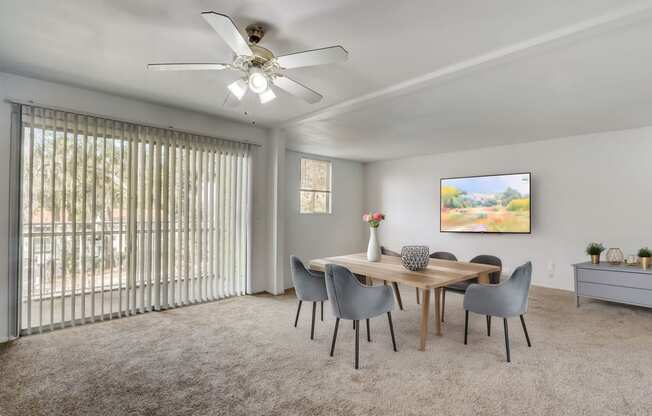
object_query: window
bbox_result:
[300,158,332,214]
[17,105,252,334]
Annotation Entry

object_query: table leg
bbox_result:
[478,272,490,284]
[419,288,431,351]
[434,288,442,336]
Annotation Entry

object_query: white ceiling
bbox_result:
[2,0,652,161]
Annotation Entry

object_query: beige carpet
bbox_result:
[2,285,652,416]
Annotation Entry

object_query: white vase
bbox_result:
[367,227,381,262]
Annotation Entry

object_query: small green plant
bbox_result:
[638,247,652,258]
[586,242,605,256]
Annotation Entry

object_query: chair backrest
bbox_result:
[290,256,327,302]
[430,251,458,261]
[505,261,533,314]
[470,255,502,284]
[380,246,400,257]
[324,263,368,319]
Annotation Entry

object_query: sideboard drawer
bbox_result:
[577,268,652,290]
[577,282,652,307]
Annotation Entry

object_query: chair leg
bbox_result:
[520,315,532,347]
[487,315,491,336]
[330,318,340,356]
[321,301,324,321]
[464,310,469,345]
[392,282,404,310]
[366,319,371,342]
[294,301,302,327]
[354,320,360,369]
[416,288,420,304]
[441,289,446,323]
[504,318,511,362]
[310,302,316,340]
[387,312,397,352]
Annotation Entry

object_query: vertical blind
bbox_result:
[19,105,252,334]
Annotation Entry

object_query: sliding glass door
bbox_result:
[18,105,252,334]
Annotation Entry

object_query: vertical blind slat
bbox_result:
[161,132,169,309]
[209,149,216,300]
[26,109,34,334]
[184,143,191,305]
[215,151,222,299]
[60,113,69,327]
[169,134,177,308]
[70,115,78,325]
[38,109,45,331]
[118,123,124,317]
[199,141,205,302]
[90,118,97,322]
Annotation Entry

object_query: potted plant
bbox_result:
[639,247,651,269]
[363,212,385,262]
[586,242,605,264]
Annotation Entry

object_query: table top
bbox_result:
[309,253,500,289]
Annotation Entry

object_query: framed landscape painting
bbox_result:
[440,173,531,234]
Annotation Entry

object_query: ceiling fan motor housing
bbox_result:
[246,24,266,44]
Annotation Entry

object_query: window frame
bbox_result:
[299,157,333,215]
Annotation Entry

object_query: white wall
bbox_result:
[284,150,366,289]
[0,72,274,342]
[364,128,652,291]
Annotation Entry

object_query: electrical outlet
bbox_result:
[547,261,555,278]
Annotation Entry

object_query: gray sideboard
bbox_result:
[573,262,652,308]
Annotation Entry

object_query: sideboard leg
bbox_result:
[576,296,580,308]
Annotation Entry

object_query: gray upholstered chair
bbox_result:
[290,256,328,340]
[463,262,533,362]
[325,264,397,369]
[380,246,404,310]
[441,255,502,327]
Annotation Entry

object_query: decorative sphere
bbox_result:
[401,246,430,271]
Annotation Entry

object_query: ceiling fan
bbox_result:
[148,11,348,105]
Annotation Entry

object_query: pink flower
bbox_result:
[372,212,383,221]
[362,214,370,222]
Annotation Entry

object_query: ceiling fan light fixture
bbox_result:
[227,78,248,100]
[259,88,276,104]
[150,12,348,106]
[248,68,268,94]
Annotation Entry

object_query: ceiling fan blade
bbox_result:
[273,76,323,104]
[147,63,228,71]
[201,12,253,57]
[276,46,348,69]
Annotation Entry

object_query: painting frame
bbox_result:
[439,172,532,234]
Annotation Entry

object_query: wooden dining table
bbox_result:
[309,253,500,351]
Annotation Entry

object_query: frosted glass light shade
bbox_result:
[227,79,248,100]
[259,88,276,104]
[248,70,268,93]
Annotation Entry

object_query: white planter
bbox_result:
[367,227,381,262]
